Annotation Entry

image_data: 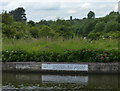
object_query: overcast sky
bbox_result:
[0,0,119,22]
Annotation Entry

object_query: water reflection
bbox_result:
[2,72,119,90]
[42,75,88,84]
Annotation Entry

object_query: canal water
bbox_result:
[2,72,120,91]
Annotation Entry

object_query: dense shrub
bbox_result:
[94,22,105,33]
[2,49,119,62]
[103,31,120,39]
[87,32,102,40]
[104,21,119,32]
[87,31,120,39]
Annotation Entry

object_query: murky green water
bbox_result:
[2,72,120,91]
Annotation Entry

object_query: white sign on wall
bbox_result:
[42,63,88,71]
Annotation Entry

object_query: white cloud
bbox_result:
[79,2,92,9]
[66,10,77,14]
[0,0,119,21]
[114,2,118,10]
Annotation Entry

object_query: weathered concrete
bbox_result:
[2,62,120,74]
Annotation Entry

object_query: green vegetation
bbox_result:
[1,7,119,62]
[2,38,119,62]
[2,47,119,62]
[3,38,118,53]
[1,7,120,39]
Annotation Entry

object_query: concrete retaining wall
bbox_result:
[2,62,120,74]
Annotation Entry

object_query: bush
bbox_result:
[103,31,120,39]
[2,49,119,62]
[87,32,102,40]
[39,25,56,38]
[29,27,40,38]
[87,31,120,39]
[94,22,105,32]
[104,21,119,32]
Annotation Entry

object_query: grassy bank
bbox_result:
[2,38,119,62]
[3,38,118,53]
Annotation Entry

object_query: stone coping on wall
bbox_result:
[1,62,120,74]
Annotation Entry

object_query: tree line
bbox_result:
[0,7,120,40]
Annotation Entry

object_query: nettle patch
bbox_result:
[2,49,119,62]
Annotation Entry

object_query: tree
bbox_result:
[117,15,120,23]
[104,21,119,32]
[29,27,40,38]
[72,20,83,36]
[100,11,119,23]
[10,22,29,39]
[2,24,16,38]
[83,19,96,35]
[2,11,13,25]
[109,11,119,21]
[87,32,102,40]
[40,25,56,38]
[9,7,27,22]
[94,22,105,32]
[0,14,1,23]
[28,20,35,26]
[87,11,95,19]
